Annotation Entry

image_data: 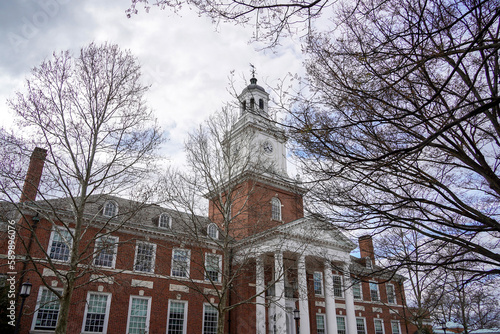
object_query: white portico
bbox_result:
[235,216,358,334]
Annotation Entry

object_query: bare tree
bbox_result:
[4,42,163,334]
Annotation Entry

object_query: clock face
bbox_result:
[263,140,273,153]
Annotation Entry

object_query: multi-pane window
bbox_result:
[127,296,151,334]
[94,236,118,268]
[82,293,111,333]
[386,284,396,304]
[271,197,281,221]
[374,319,384,334]
[33,288,60,330]
[167,300,187,334]
[352,279,362,300]
[356,318,367,334]
[172,249,190,278]
[103,201,118,217]
[207,223,218,239]
[313,272,323,295]
[202,304,218,334]
[49,227,72,262]
[333,275,343,297]
[370,282,380,301]
[391,321,401,334]
[316,314,326,334]
[134,242,156,273]
[205,253,221,282]
[159,213,171,228]
[337,316,346,334]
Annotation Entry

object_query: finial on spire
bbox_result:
[250,63,257,85]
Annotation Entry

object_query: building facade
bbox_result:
[1,77,420,334]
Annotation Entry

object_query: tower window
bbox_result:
[259,99,264,109]
[271,197,282,221]
[250,98,255,109]
[242,101,246,111]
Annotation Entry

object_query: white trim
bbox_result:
[166,299,188,334]
[207,223,218,239]
[31,287,62,331]
[171,248,191,278]
[159,213,171,228]
[271,197,282,221]
[204,253,222,282]
[316,313,326,334]
[93,235,119,269]
[81,291,112,333]
[333,274,344,298]
[374,319,385,334]
[356,317,367,334]
[126,295,152,334]
[47,225,74,263]
[202,303,219,334]
[369,281,380,302]
[391,320,401,334]
[313,271,324,296]
[103,200,118,217]
[133,241,157,273]
[352,279,363,300]
[386,283,396,304]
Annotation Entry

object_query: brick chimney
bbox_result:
[20,147,47,203]
[358,235,375,264]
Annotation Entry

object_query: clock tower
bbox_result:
[208,75,305,239]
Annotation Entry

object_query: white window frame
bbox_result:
[316,314,326,334]
[313,272,323,296]
[159,213,171,228]
[204,253,222,282]
[202,303,219,334]
[370,281,380,301]
[48,226,73,262]
[333,275,343,298]
[337,316,347,334]
[352,279,363,300]
[93,235,118,269]
[356,317,367,334]
[103,200,118,217]
[391,321,401,334]
[374,319,385,334]
[271,197,282,221]
[171,248,191,278]
[386,283,396,304]
[31,287,62,331]
[134,241,156,273]
[166,300,188,334]
[126,295,152,334]
[207,223,218,239]
[81,291,112,333]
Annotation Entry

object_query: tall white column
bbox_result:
[297,255,311,334]
[256,254,266,334]
[324,259,338,334]
[274,251,287,333]
[343,263,357,334]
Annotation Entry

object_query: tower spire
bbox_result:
[250,63,257,84]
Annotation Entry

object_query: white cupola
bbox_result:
[238,76,270,117]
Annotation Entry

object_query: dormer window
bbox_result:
[159,213,171,228]
[103,201,118,217]
[271,197,282,221]
[207,223,218,239]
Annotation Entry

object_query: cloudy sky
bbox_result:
[0,0,305,167]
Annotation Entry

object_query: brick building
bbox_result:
[1,77,421,334]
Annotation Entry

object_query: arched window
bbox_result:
[103,201,118,217]
[159,213,171,228]
[271,197,282,221]
[207,223,218,239]
[259,98,264,109]
[242,100,246,111]
[250,98,255,109]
